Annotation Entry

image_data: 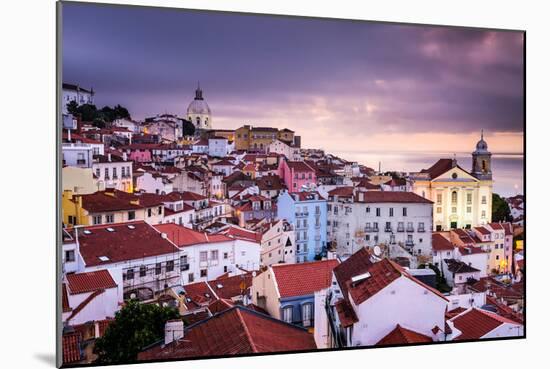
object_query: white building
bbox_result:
[208,137,233,157]
[62,143,94,168]
[62,269,122,326]
[327,188,433,258]
[155,223,260,283]
[136,171,174,195]
[91,153,133,192]
[267,139,301,161]
[258,219,296,266]
[62,83,94,113]
[326,248,448,347]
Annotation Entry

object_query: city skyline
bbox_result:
[62,3,524,155]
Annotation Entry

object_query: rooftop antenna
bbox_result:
[481,128,484,140]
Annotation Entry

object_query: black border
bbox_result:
[56,1,527,368]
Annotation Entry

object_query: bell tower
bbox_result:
[471,129,492,180]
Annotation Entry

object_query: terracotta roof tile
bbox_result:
[432,233,455,251]
[154,223,232,247]
[62,332,82,364]
[376,324,433,346]
[272,259,339,298]
[66,270,117,294]
[335,299,358,328]
[355,191,433,204]
[75,221,180,266]
[451,308,521,340]
[138,306,316,360]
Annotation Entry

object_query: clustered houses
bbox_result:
[61,82,524,365]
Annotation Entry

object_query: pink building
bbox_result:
[120,144,155,163]
[278,160,316,192]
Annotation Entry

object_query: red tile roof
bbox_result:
[272,259,339,298]
[62,332,82,364]
[217,226,262,243]
[62,283,72,313]
[451,308,520,340]
[66,270,117,294]
[286,161,315,172]
[182,282,218,309]
[333,247,374,299]
[420,159,470,179]
[154,223,232,247]
[335,299,358,328]
[432,234,455,251]
[328,186,355,198]
[76,221,180,266]
[474,226,491,235]
[376,324,433,346]
[355,191,433,204]
[138,306,316,360]
[208,272,254,300]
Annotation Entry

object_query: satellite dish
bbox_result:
[252,271,257,277]
[373,245,382,257]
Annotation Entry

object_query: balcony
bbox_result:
[76,159,86,165]
[180,263,190,271]
[406,227,414,233]
[364,227,372,233]
[384,227,393,233]
[397,226,405,232]
[417,228,426,233]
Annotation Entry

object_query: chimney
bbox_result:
[164,319,184,345]
[108,153,112,162]
[123,152,128,161]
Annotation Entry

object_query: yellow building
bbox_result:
[235,125,293,152]
[411,133,493,231]
[62,166,103,195]
[62,190,165,226]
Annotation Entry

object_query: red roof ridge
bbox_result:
[235,307,259,353]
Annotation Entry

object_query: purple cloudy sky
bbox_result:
[62,2,524,154]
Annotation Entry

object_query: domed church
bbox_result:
[187,83,212,132]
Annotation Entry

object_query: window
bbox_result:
[93,215,102,225]
[211,250,219,260]
[451,191,458,204]
[140,266,146,277]
[436,194,442,204]
[366,207,370,213]
[200,269,207,278]
[223,252,228,259]
[482,210,486,218]
[148,208,152,217]
[155,263,162,275]
[376,208,381,217]
[126,269,134,280]
[389,208,394,217]
[166,260,174,272]
[113,167,118,179]
[403,207,407,216]
[437,207,442,214]
[95,168,100,178]
[104,167,109,179]
[418,222,425,232]
[105,214,114,223]
[467,206,472,213]
[200,251,208,262]
[65,250,75,262]
[282,306,293,323]
[482,196,487,204]
[158,206,163,215]
[224,266,228,273]
[467,193,472,204]
[302,303,313,327]
[188,273,194,283]
[128,211,135,220]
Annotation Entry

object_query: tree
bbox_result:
[427,263,452,293]
[66,100,79,115]
[93,300,179,364]
[182,119,195,136]
[492,193,512,222]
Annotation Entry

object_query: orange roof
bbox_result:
[376,324,433,346]
[154,223,232,247]
[272,259,339,298]
[451,308,521,340]
[66,270,117,294]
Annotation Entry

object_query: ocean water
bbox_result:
[334,150,524,197]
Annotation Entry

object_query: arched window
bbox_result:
[482,160,487,172]
[196,117,200,125]
[451,191,458,204]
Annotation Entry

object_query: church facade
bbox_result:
[410,132,493,231]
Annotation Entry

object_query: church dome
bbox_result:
[187,86,211,115]
[474,130,489,153]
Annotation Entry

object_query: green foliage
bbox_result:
[492,193,512,222]
[65,102,131,128]
[427,263,452,293]
[182,119,196,136]
[93,300,179,365]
